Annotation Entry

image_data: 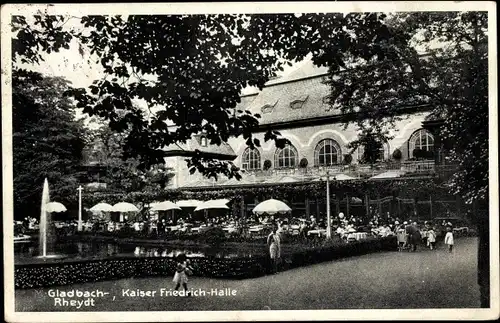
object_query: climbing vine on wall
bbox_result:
[82,178,450,210]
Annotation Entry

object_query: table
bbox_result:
[222,226,238,233]
[191,225,209,233]
[354,232,368,240]
[249,226,264,233]
[307,229,326,237]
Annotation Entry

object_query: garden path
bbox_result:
[15,237,480,311]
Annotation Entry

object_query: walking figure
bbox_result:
[444,227,454,253]
[427,227,437,250]
[396,225,407,252]
[173,253,193,295]
[267,224,281,274]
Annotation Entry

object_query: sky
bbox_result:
[16,17,304,128]
[15,13,456,130]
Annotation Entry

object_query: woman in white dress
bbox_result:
[173,253,193,295]
[444,226,454,253]
[267,224,281,274]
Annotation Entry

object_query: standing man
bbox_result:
[408,221,421,252]
[267,224,281,274]
[405,221,415,252]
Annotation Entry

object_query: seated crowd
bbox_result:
[19,211,462,248]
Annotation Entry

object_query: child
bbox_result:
[173,253,193,295]
[444,227,454,253]
[396,226,407,252]
[427,227,437,250]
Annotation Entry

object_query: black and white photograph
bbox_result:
[2,2,499,322]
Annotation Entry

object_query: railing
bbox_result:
[245,160,458,180]
[401,160,435,173]
[179,161,459,188]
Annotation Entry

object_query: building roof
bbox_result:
[267,59,329,85]
[237,60,334,125]
[162,134,237,160]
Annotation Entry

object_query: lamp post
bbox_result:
[326,170,332,239]
[77,185,83,232]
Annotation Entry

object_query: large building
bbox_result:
[164,59,443,187]
[162,59,458,220]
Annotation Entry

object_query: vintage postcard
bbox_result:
[2,1,499,322]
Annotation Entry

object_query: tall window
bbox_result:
[409,129,434,158]
[275,144,298,168]
[314,139,341,166]
[242,148,261,170]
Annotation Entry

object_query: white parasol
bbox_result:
[89,202,114,213]
[45,202,67,213]
[194,199,230,212]
[335,174,357,181]
[369,171,406,180]
[112,202,139,212]
[252,199,291,215]
[150,201,181,211]
[175,199,203,208]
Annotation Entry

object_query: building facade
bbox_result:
[164,60,443,190]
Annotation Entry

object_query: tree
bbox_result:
[323,11,489,307]
[10,13,395,179]
[85,124,175,193]
[325,12,488,204]
[348,128,388,165]
[12,69,88,217]
[10,11,490,307]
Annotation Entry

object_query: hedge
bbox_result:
[15,236,397,289]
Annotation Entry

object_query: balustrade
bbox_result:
[242,159,456,181]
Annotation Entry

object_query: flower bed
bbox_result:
[281,236,396,271]
[15,256,268,289]
[15,236,397,289]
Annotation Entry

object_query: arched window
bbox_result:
[357,141,390,163]
[274,144,298,168]
[409,129,434,158]
[242,148,261,171]
[314,139,341,166]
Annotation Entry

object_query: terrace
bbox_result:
[235,159,458,185]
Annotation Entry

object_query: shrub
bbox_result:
[14,237,397,288]
[263,159,272,170]
[198,227,226,245]
[392,148,402,160]
[116,225,136,238]
[343,154,353,165]
[299,158,308,168]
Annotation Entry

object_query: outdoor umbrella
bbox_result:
[279,176,299,183]
[112,202,139,212]
[369,171,406,180]
[194,199,230,212]
[150,201,181,211]
[89,202,114,213]
[335,174,357,181]
[45,202,67,213]
[252,199,291,215]
[175,199,202,208]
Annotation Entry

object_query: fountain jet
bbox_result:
[39,178,50,257]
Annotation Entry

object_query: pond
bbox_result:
[14,240,267,265]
